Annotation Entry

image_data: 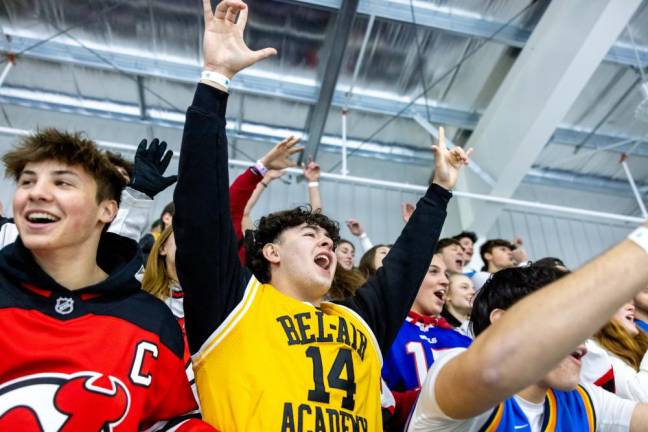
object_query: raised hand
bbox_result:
[431,127,473,190]
[259,136,304,170]
[202,0,277,78]
[346,219,365,237]
[401,202,415,223]
[302,160,321,182]
[512,236,529,264]
[130,138,178,198]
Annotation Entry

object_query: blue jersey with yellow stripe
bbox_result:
[479,385,596,432]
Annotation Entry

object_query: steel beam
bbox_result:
[1,84,645,198]
[461,0,642,235]
[285,0,648,67]
[0,124,642,223]
[4,33,648,156]
[136,76,147,120]
[302,0,358,161]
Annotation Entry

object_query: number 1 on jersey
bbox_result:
[406,341,431,387]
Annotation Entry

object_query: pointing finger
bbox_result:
[438,126,445,149]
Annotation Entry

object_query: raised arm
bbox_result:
[109,138,178,241]
[338,128,472,353]
[302,160,322,212]
[229,168,263,242]
[173,0,276,355]
[230,136,301,240]
[433,223,648,419]
[346,219,373,252]
[241,170,285,232]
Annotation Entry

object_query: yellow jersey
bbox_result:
[193,276,383,431]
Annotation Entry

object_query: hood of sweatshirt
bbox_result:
[0,232,143,296]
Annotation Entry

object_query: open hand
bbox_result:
[130,138,177,198]
[202,0,277,78]
[259,136,304,170]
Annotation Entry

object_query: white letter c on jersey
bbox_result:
[130,341,159,387]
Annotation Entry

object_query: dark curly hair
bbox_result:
[244,206,341,283]
[470,266,567,337]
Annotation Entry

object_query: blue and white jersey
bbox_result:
[382,311,472,392]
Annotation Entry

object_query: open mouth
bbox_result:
[314,254,331,271]
[25,211,60,224]
[433,289,446,301]
[626,314,635,323]
[455,259,463,268]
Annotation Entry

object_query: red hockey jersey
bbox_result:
[0,233,215,431]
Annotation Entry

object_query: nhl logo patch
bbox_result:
[54,297,74,315]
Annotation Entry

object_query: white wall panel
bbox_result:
[487,209,634,270]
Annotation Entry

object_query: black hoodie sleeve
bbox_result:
[336,184,450,356]
[173,83,252,355]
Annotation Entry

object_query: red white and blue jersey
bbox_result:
[382,311,472,392]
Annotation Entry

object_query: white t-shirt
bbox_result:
[407,348,637,432]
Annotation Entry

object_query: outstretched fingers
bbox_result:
[203,0,214,26]
[160,150,174,170]
[289,146,305,156]
[281,136,304,155]
[137,139,148,153]
[250,47,278,65]
[237,3,248,28]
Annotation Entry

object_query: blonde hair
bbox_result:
[141,225,175,301]
[594,320,648,371]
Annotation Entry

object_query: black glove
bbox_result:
[130,138,178,198]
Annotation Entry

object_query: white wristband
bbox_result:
[201,70,231,91]
[628,226,648,255]
[308,182,319,188]
[253,160,268,177]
